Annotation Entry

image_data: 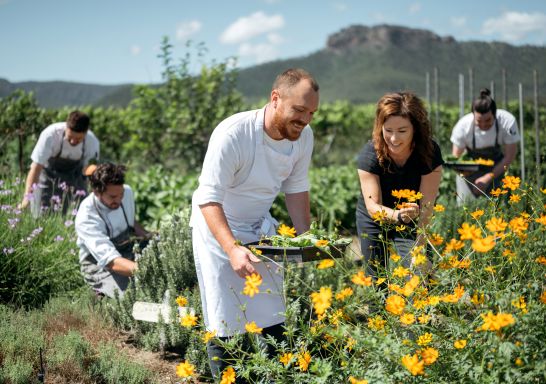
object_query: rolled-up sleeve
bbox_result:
[281,127,313,194]
[75,205,120,269]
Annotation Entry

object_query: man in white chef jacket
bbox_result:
[190,68,319,379]
[75,162,150,298]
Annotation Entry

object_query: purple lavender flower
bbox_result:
[59,181,68,191]
[51,195,61,204]
[64,220,74,227]
[8,217,20,228]
[75,189,87,197]
[1,205,11,212]
[71,208,78,216]
[54,235,64,242]
[3,247,14,254]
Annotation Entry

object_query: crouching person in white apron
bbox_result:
[75,163,151,298]
[191,68,319,381]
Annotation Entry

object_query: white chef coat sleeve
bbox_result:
[30,126,56,165]
[83,131,100,166]
[500,113,520,145]
[75,202,121,269]
[281,126,313,194]
[193,129,243,205]
[450,116,469,149]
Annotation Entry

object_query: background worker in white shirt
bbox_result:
[450,88,520,202]
[190,68,319,380]
[75,162,150,298]
[19,110,100,215]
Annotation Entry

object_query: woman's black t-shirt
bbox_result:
[356,140,444,224]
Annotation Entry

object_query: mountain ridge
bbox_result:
[1,24,545,107]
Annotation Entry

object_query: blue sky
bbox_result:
[1,0,545,85]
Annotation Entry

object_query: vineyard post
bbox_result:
[458,73,465,119]
[534,70,541,189]
[518,83,525,183]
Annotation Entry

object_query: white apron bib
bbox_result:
[192,109,298,337]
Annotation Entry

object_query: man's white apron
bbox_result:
[192,109,299,337]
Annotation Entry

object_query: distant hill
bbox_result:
[1,24,545,108]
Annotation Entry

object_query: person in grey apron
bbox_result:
[451,88,520,202]
[40,130,87,213]
[19,111,100,215]
[75,163,150,298]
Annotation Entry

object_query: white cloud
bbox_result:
[176,20,202,41]
[220,11,284,44]
[481,11,546,42]
[238,42,280,64]
[130,45,141,56]
[450,16,466,28]
[409,2,421,14]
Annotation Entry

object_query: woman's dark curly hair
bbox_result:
[372,91,434,172]
[89,162,126,193]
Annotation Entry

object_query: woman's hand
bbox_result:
[398,203,420,223]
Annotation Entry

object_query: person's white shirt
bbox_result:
[75,185,135,269]
[450,109,520,151]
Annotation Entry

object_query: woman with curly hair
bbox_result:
[356,92,444,277]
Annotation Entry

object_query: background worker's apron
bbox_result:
[40,131,87,213]
[456,120,504,200]
[80,200,136,298]
[192,110,300,337]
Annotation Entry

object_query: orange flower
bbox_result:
[385,295,406,315]
[297,351,311,371]
[310,286,332,315]
[351,270,373,286]
[419,347,439,365]
[470,209,485,220]
[477,311,515,331]
[509,217,528,234]
[368,315,386,330]
[243,273,263,297]
[490,188,508,197]
[277,224,296,237]
[349,377,368,384]
[509,194,521,203]
[534,214,546,226]
[176,360,195,378]
[444,238,465,253]
[220,366,236,384]
[317,259,335,269]
[454,339,467,349]
[180,313,199,328]
[245,321,263,334]
[458,222,481,240]
[429,233,444,246]
[175,296,188,307]
[393,266,410,278]
[401,354,424,376]
[279,353,293,367]
[502,175,521,190]
[335,287,353,300]
[472,236,495,253]
[433,204,445,212]
[486,217,508,232]
[400,313,416,325]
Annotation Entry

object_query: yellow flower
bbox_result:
[393,266,410,278]
[427,296,441,306]
[372,209,388,223]
[180,313,199,328]
[242,273,263,298]
[419,347,439,365]
[511,296,528,314]
[250,246,263,256]
[401,354,425,376]
[396,225,407,232]
[349,377,368,384]
[472,236,495,253]
[412,253,428,267]
[454,339,467,349]
[417,332,433,346]
[176,360,195,378]
[471,292,485,305]
[297,351,311,371]
[515,358,524,367]
[536,256,546,265]
[509,216,528,234]
[400,313,416,325]
[351,270,373,286]
[470,209,485,220]
[245,321,263,334]
[433,204,445,212]
[385,295,406,315]
[277,224,296,237]
[429,233,444,246]
[502,175,521,190]
[417,314,431,324]
[477,311,515,331]
[458,222,481,240]
[534,214,546,226]
[392,189,423,202]
[368,315,386,331]
[474,157,494,166]
[490,187,508,197]
[335,287,354,301]
[310,286,332,315]
[202,330,217,343]
[345,337,357,351]
[279,353,293,367]
[220,366,236,384]
[315,239,329,247]
[486,217,508,232]
[390,252,401,262]
[175,296,188,307]
[376,277,386,286]
[444,238,465,253]
[509,194,521,203]
[317,259,335,269]
[401,275,420,297]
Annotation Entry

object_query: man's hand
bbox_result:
[17,199,30,210]
[472,173,493,196]
[227,244,261,279]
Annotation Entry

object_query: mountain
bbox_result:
[1,24,545,108]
